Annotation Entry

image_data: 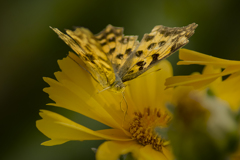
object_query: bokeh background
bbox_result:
[1,0,240,159]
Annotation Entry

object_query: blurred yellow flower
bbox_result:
[36,52,174,160]
[165,49,240,111]
[168,86,239,160]
[164,49,240,160]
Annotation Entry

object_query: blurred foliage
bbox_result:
[1,0,240,159]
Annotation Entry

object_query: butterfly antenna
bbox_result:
[97,86,111,93]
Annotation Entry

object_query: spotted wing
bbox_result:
[94,25,139,73]
[50,27,116,88]
[118,23,198,82]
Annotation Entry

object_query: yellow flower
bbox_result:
[36,52,174,160]
[164,49,240,159]
[165,49,240,89]
[165,49,240,111]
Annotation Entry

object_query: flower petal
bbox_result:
[148,60,174,108]
[165,65,240,89]
[37,110,102,146]
[165,74,218,89]
[126,60,173,112]
[162,145,174,160]
[139,145,169,160]
[43,77,123,129]
[36,110,132,146]
[57,53,96,95]
[45,54,132,132]
[97,141,171,160]
[211,71,240,111]
[178,49,240,67]
[96,141,141,160]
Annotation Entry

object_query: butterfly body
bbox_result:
[109,75,125,93]
[51,23,197,93]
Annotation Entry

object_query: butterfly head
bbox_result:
[110,81,126,93]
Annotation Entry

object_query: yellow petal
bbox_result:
[41,139,69,146]
[36,110,132,146]
[127,71,149,111]
[211,72,240,111]
[43,77,123,129]
[151,60,174,108]
[96,129,132,140]
[165,74,218,89]
[57,55,96,95]
[142,60,173,108]
[45,54,130,131]
[139,145,168,160]
[202,65,222,89]
[96,141,141,160]
[37,110,102,146]
[126,60,173,112]
[178,49,240,67]
[165,65,240,89]
[162,145,174,160]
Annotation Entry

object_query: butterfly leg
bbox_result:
[120,92,128,126]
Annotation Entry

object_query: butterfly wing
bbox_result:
[118,23,198,82]
[94,25,139,73]
[50,27,116,88]
[51,23,197,92]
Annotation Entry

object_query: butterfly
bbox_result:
[51,23,197,93]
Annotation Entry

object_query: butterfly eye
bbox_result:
[117,85,121,90]
[115,83,125,92]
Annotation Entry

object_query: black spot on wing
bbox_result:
[161,29,171,37]
[139,66,144,71]
[116,54,124,59]
[170,43,182,53]
[147,43,156,50]
[128,70,134,74]
[100,42,107,46]
[125,48,132,55]
[150,53,159,65]
[86,54,94,61]
[144,35,155,42]
[119,37,129,44]
[136,50,143,57]
[109,48,116,54]
[136,61,146,66]
[158,41,166,47]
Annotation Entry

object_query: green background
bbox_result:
[1,0,240,159]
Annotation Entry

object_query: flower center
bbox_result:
[129,107,171,151]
